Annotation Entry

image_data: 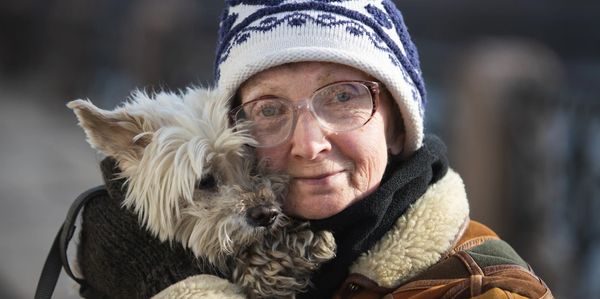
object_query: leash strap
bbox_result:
[34,185,108,299]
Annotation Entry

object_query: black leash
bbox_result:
[34,186,107,299]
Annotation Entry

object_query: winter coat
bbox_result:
[153,169,553,299]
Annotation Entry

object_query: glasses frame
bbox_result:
[230,80,382,148]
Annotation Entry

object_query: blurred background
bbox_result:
[1,1,598,298]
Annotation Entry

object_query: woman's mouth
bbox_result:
[294,171,345,185]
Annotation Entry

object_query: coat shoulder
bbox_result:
[390,220,553,299]
[334,221,553,299]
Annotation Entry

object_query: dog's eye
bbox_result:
[196,175,217,190]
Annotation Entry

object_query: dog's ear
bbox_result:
[67,99,152,165]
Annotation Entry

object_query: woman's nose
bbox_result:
[289,111,332,160]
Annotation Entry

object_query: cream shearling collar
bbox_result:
[349,169,470,288]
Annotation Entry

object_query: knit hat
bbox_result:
[214,0,426,154]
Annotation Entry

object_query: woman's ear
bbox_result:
[388,129,404,156]
[388,134,404,156]
[382,92,405,156]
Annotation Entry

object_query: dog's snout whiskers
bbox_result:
[247,205,279,227]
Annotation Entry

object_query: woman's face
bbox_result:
[238,62,403,219]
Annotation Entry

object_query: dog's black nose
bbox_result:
[247,205,278,227]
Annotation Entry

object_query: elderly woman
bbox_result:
[154,1,552,298]
[71,1,552,298]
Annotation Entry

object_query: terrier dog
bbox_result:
[68,87,335,298]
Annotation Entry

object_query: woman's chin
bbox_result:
[283,196,351,220]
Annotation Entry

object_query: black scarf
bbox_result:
[298,135,449,299]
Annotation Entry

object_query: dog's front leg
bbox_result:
[232,223,336,299]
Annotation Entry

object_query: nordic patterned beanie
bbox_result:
[215,0,426,154]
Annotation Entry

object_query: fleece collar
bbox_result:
[349,168,470,288]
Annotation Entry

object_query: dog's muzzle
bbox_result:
[247,205,279,227]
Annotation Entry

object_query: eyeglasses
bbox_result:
[230,81,381,148]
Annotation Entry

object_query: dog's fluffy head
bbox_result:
[68,87,287,266]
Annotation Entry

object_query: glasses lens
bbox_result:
[236,98,293,147]
[313,82,374,131]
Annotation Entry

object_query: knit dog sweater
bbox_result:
[77,158,218,299]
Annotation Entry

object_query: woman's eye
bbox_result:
[196,175,217,190]
[260,106,278,117]
[335,92,352,102]
[253,101,289,119]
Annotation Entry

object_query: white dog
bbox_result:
[68,87,335,298]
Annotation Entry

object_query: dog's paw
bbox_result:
[232,229,336,298]
[310,230,336,263]
[233,249,301,298]
[281,226,336,267]
[231,224,337,298]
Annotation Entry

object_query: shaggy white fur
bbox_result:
[349,169,470,288]
[68,87,262,264]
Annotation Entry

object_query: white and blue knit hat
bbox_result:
[215,0,426,154]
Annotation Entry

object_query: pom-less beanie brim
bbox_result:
[215,1,426,155]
